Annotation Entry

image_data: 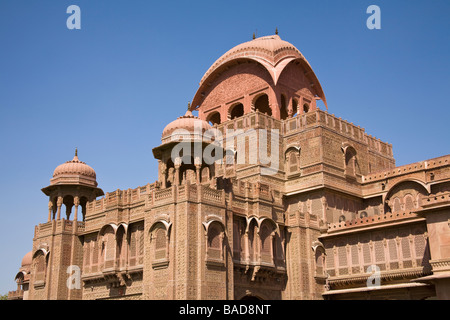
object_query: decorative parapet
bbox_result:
[283,109,393,158]
[7,289,24,300]
[362,155,450,183]
[327,210,420,233]
[421,191,450,209]
[327,267,430,289]
[87,183,155,214]
[35,219,85,237]
[430,259,450,273]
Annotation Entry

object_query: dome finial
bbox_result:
[75,147,78,157]
[275,27,278,35]
[252,32,255,39]
[184,101,193,117]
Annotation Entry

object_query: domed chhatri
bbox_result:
[50,148,98,187]
[161,106,212,145]
[21,251,32,268]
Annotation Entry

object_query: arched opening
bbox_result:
[200,165,210,183]
[206,221,224,261]
[100,225,115,270]
[165,158,175,188]
[303,103,310,113]
[33,250,48,284]
[116,225,127,269]
[344,146,357,177]
[63,195,74,220]
[151,222,169,261]
[247,219,258,263]
[229,103,244,120]
[128,222,144,267]
[314,246,326,277]
[79,196,88,221]
[207,111,221,125]
[259,219,277,265]
[280,94,288,120]
[254,94,271,116]
[292,99,298,117]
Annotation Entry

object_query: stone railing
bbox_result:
[327,210,420,233]
[421,191,450,209]
[7,289,24,300]
[362,154,450,183]
[283,109,392,159]
[87,183,155,214]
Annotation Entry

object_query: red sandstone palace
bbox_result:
[9,34,450,300]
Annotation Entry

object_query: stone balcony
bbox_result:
[7,289,24,300]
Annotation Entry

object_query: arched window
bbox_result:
[289,152,298,173]
[285,147,300,174]
[154,226,167,260]
[207,111,221,125]
[254,94,271,116]
[128,223,144,267]
[343,146,357,178]
[150,221,170,269]
[314,246,326,277]
[258,219,277,266]
[229,103,244,120]
[393,197,402,213]
[101,226,115,270]
[116,226,127,269]
[404,194,415,212]
[206,222,224,262]
[33,251,47,285]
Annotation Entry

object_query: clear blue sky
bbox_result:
[0,0,449,295]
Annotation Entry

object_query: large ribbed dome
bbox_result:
[199,34,304,87]
[192,34,327,109]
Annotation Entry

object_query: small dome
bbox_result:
[50,149,98,187]
[162,109,212,143]
[21,251,32,267]
[53,151,96,179]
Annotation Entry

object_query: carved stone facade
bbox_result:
[9,34,450,300]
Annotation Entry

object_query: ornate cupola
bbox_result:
[41,149,104,222]
[153,104,222,188]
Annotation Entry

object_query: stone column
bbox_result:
[73,196,80,221]
[288,97,294,118]
[195,157,202,184]
[56,196,63,220]
[174,157,181,186]
[48,200,53,222]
